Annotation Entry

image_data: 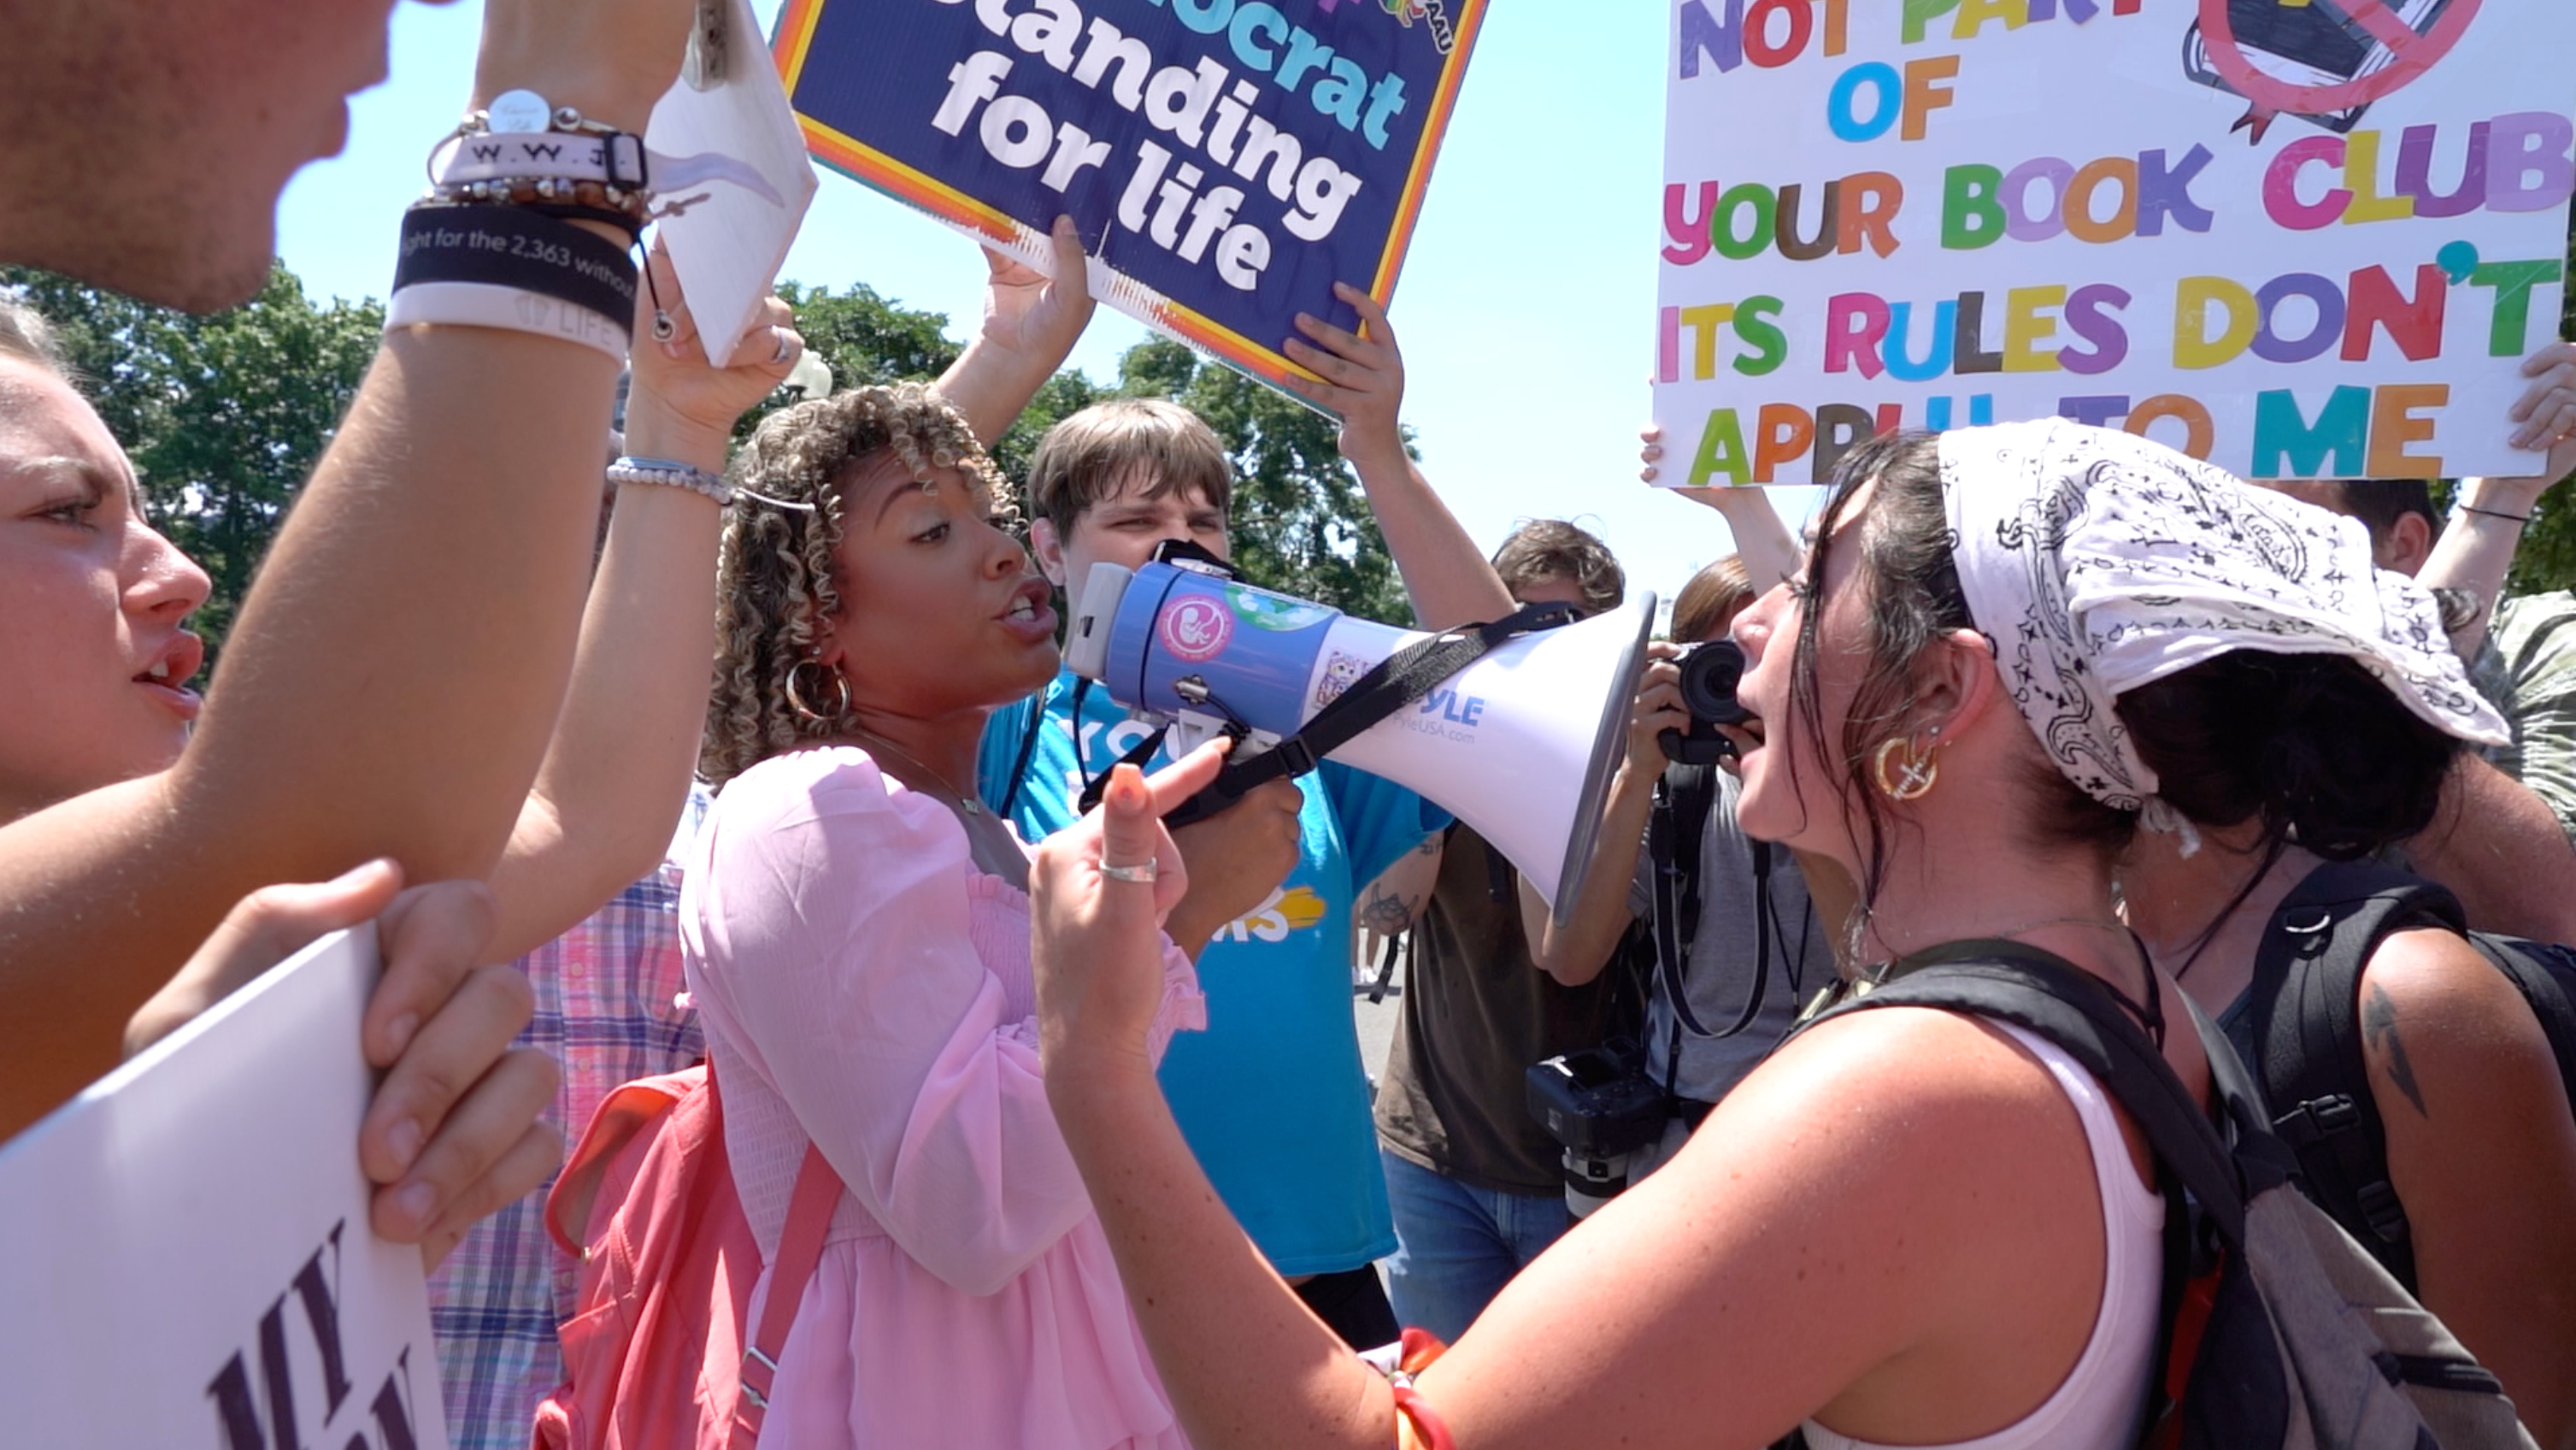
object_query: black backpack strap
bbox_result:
[2245,860,2462,1288]
[1160,602,1579,828]
[1796,942,2267,1248]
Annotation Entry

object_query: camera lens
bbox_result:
[1676,640,1750,725]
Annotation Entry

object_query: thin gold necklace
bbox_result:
[854,729,983,816]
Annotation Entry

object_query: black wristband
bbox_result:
[394,204,638,333]
[2461,504,2533,525]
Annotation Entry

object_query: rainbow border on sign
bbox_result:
[768,0,1485,400]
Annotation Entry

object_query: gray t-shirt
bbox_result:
[1626,769,1832,1105]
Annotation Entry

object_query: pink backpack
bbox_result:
[532,1064,839,1450]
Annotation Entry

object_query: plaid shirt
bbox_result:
[426,792,709,1450]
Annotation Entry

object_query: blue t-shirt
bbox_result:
[980,668,1446,1275]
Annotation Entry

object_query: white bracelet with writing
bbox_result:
[429,133,781,206]
[434,132,651,189]
[385,281,628,362]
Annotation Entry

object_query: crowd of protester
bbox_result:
[7,3,2576,1448]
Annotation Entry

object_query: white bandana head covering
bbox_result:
[1938,420,2507,825]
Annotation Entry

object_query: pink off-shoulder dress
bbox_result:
[679,746,1204,1450]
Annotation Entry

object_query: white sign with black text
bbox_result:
[0,925,449,1450]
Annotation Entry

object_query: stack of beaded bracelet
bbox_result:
[607,457,732,506]
[384,89,645,362]
[421,96,651,240]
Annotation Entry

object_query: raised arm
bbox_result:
[2417,342,2576,657]
[1034,758,2130,1450]
[1640,424,1802,592]
[936,217,1095,448]
[483,262,801,961]
[0,0,697,1137]
[1286,285,1514,630]
[2403,754,2576,942]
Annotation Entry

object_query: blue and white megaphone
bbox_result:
[1067,558,1657,924]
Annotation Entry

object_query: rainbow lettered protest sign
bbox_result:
[776,0,1483,404]
[1654,0,2576,486]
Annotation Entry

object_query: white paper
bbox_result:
[0,926,450,1450]
[1652,1,2576,486]
[649,0,821,368]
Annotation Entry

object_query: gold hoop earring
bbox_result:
[786,660,852,725]
[1871,737,1938,802]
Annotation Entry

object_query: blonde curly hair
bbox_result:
[701,382,1012,787]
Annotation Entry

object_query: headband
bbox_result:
[1938,421,2507,823]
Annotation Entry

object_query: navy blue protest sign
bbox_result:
[774,0,1484,403]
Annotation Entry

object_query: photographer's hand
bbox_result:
[1626,645,1689,779]
[1520,646,1687,987]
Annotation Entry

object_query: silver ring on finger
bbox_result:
[770,331,797,366]
[1100,860,1159,885]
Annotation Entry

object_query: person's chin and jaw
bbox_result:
[32,0,396,313]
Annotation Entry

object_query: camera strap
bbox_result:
[1649,764,1719,1037]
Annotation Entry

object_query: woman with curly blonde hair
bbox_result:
[680,380,1264,1448]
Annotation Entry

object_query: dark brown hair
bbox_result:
[1798,433,2464,933]
[1491,518,1625,616]
[1792,433,2131,921]
[1669,556,1752,644]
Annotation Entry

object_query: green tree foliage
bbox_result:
[2,263,381,660]
[1113,337,1411,625]
[753,280,1102,484]
[7,259,1410,673]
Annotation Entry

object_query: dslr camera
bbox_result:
[1657,640,1750,765]
[1525,1040,1668,1217]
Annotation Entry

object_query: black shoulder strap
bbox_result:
[1797,941,2273,1249]
[2245,860,2461,1288]
[1158,601,1578,828]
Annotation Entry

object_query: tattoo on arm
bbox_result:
[1357,887,1421,936]
[2361,982,2431,1118]
[1413,837,1439,857]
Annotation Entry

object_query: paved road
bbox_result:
[1353,940,1405,1090]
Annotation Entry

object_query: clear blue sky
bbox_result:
[275,1,1820,611]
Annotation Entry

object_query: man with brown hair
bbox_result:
[978,286,1514,1347]
[1369,520,1632,1340]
